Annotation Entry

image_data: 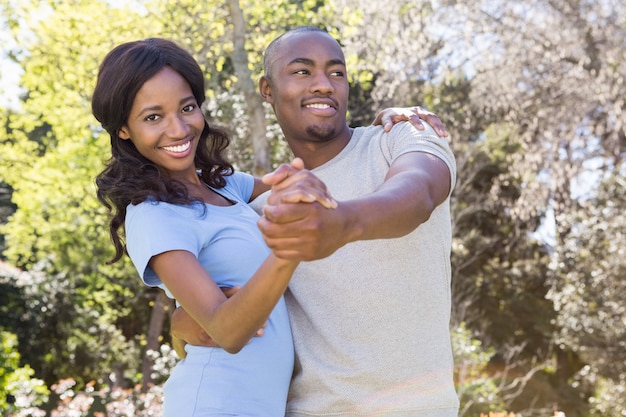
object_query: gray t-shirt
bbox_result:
[252,122,459,417]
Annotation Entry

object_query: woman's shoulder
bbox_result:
[127,198,201,219]
[221,171,255,202]
[226,170,254,185]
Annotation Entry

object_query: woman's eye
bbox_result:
[182,104,195,113]
[145,114,160,122]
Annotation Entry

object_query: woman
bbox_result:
[92,38,336,416]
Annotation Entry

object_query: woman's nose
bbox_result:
[167,115,190,138]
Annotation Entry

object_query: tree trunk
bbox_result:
[227,0,271,176]
[141,290,169,392]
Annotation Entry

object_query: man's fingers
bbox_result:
[290,157,305,170]
[413,107,449,137]
[408,114,426,130]
[261,203,313,225]
[279,189,337,209]
[255,321,268,336]
[262,163,299,185]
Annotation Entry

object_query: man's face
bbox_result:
[262,31,350,145]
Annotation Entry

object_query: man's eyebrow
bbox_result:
[287,57,315,66]
[287,57,346,67]
[327,58,346,67]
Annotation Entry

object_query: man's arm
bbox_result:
[258,151,451,261]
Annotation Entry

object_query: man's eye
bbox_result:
[331,71,344,77]
[294,69,310,75]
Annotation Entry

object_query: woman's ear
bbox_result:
[259,76,274,104]
[118,126,131,140]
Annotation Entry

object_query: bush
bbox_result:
[0,331,49,416]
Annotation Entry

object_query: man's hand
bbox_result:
[261,158,336,208]
[259,160,345,261]
[372,106,448,137]
[170,287,267,358]
[258,201,350,261]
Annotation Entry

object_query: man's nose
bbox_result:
[310,73,334,94]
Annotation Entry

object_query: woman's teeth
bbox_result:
[162,141,191,153]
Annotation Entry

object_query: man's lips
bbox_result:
[303,97,337,109]
[305,103,332,110]
[303,99,338,115]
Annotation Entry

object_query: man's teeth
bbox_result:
[162,141,191,153]
[306,103,330,109]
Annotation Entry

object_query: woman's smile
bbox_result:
[160,138,193,155]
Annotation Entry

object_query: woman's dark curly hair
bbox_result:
[92,38,233,263]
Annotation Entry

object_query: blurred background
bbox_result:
[0,0,624,415]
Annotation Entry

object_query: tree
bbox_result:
[553,168,626,413]
[226,0,270,176]
[0,0,159,386]
[429,0,625,414]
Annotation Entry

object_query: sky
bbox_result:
[0,61,22,109]
[0,17,23,109]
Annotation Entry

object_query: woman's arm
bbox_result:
[152,250,297,354]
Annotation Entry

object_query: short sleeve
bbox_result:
[126,201,204,288]
[215,171,255,204]
[385,121,457,194]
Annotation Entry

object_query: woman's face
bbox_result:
[118,66,205,181]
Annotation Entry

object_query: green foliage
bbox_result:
[0,331,49,414]
[588,372,626,417]
[0,0,359,391]
[453,323,506,415]
[553,165,626,414]
[0,0,165,387]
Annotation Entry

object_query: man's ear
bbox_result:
[259,76,274,104]
[118,126,131,140]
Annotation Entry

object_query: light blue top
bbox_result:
[126,171,294,416]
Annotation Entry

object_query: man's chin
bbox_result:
[305,125,336,142]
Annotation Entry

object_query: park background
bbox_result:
[0,0,624,415]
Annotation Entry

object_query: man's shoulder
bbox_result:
[391,120,439,138]
[355,121,441,141]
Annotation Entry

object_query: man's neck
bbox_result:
[289,127,354,170]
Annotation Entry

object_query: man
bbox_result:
[176,27,459,416]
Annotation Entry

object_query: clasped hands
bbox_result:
[258,157,346,261]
